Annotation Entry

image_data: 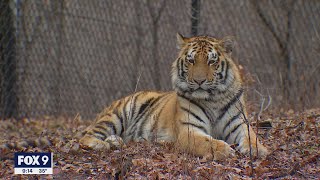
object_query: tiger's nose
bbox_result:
[194,79,206,85]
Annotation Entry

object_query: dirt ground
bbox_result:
[0,108,319,179]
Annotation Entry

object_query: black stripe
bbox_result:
[129,96,137,119]
[98,121,117,135]
[217,73,223,80]
[221,60,229,84]
[177,58,182,78]
[122,99,129,122]
[220,61,225,72]
[120,105,126,134]
[216,61,225,79]
[121,96,136,136]
[119,98,131,128]
[225,122,244,142]
[138,98,154,115]
[181,107,205,124]
[109,101,124,135]
[131,95,164,136]
[181,122,208,134]
[217,88,243,120]
[233,128,243,144]
[92,129,107,140]
[137,95,167,137]
[95,124,109,132]
[223,112,241,132]
[178,94,210,121]
[113,112,124,135]
[122,93,142,136]
[129,92,144,119]
[138,95,165,119]
[151,98,169,133]
[180,59,186,78]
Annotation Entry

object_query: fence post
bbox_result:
[0,0,17,119]
[191,0,200,36]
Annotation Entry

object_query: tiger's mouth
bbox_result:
[187,80,221,97]
[189,81,214,92]
[191,86,207,92]
[188,83,213,95]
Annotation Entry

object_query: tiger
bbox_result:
[78,34,268,160]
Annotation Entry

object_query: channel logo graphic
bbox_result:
[14,152,53,174]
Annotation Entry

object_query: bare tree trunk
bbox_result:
[50,0,65,116]
[191,0,200,36]
[251,0,296,106]
[0,0,17,118]
[146,1,167,90]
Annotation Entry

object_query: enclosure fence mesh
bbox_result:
[0,0,319,119]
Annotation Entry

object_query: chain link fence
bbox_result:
[0,0,319,119]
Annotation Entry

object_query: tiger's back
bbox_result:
[82,91,179,144]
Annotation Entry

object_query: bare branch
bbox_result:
[250,0,285,50]
[264,95,272,111]
[254,90,272,120]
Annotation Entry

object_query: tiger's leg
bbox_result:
[224,122,268,157]
[80,134,124,150]
[176,128,235,160]
[239,125,268,157]
[79,105,125,150]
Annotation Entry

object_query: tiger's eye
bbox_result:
[208,60,215,65]
[187,54,194,64]
[208,52,219,65]
[188,59,195,64]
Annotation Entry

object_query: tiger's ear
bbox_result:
[220,36,235,54]
[176,33,187,49]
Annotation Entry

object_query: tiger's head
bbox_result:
[172,33,241,100]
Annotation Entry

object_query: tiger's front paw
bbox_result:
[239,141,268,158]
[80,135,110,150]
[79,135,124,150]
[212,140,235,161]
[105,135,125,149]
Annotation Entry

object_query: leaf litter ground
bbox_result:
[0,108,319,179]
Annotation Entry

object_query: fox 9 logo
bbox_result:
[14,152,53,174]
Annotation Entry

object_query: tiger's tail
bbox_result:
[0,137,52,150]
